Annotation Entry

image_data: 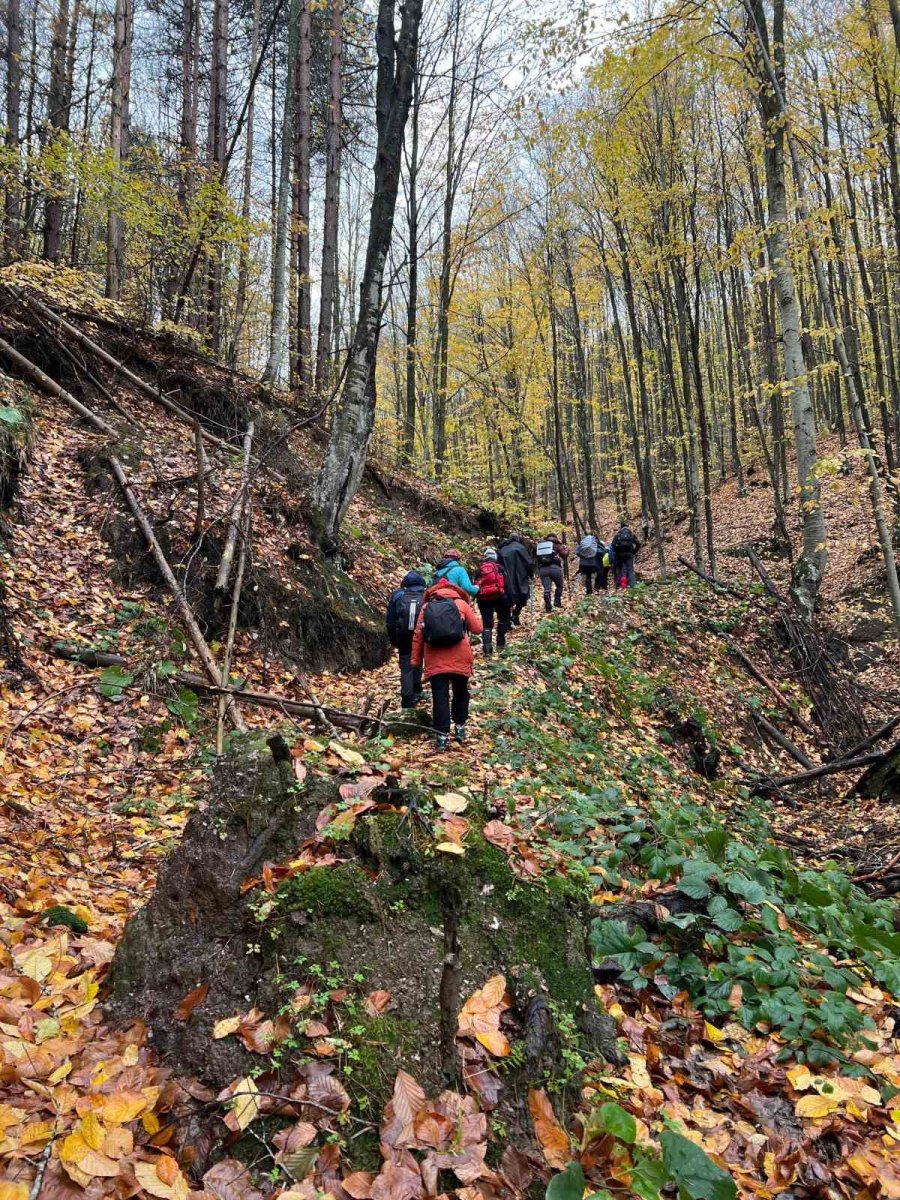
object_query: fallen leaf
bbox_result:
[528,1088,570,1169]
[365,990,392,1017]
[174,982,209,1021]
[796,1093,840,1119]
[435,792,468,813]
[436,842,466,855]
[212,1014,242,1040]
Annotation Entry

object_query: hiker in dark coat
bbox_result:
[497,535,533,625]
[386,570,426,708]
[473,547,510,656]
[610,522,641,588]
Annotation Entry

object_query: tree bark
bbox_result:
[105,0,133,300]
[42,0,72,262]
[262,0,298,384]
[310,0,423,552]
[230,0,261,363]
[3,0,22,260]
[315,0,343,395]
[294,0,313,399]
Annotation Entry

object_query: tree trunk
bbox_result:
[315,0,343,394]
[105,0,133,300]
[294,0,313,400]
[262,0,298,384]
[230,0,261,364]
[747,0,827,619]
[205,0,229,352]
[310,0,423,553]
[42,0,72,262]
[401,60,419,464]
[3,0,22,260]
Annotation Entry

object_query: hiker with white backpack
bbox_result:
[574,533,606,595]
[536,535,567,613]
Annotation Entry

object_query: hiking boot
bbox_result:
[482,630,493,657]
[435,733,450,751]
[544,598,552,613]
[454,724,466,743]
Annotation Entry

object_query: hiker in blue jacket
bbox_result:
[434,549,479,597]
[386,570,427,708]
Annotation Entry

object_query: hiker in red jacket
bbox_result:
[473,547,510,656]
[411,579,483,750]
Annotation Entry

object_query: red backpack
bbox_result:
[478,561,505,600]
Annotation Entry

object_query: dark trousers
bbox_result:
[579,564,600,594]
[511,598,527,625]
[430,673,470,733]
[540,567,563,609]
[477,598,510,646]
[617,556,636,587]
[598,565,609,591]
[398,648,423,708]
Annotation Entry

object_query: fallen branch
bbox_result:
[835,712,900,762]
[678,556,743,598]
[847,736,900,800]
[751,710,814,769]
[744,545,782,601]
[193,419,208,539]
[853,847,900,884]
[217,500,252,754]
[723,634,818,739]
[50,643,374,733]
[0,335,118,438]
[751,751,886,790]
[215,421,254,594]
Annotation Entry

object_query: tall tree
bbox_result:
[294,0,312,398]
[42,0,73,262]
[3,0,22,259]
[315,0,343,394]
[106,0,133,300]
[310,0,423,552]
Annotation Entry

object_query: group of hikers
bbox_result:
[385,524,642,749]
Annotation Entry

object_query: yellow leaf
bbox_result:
[434,792,468,813]
[796,1093,840,1119]
[15,946,53,982]
[212,1015,242,1040]
[476,1029,511,1057]
[143,1111,161,1135]
[0,1184,28,1200]
[703,1022,725,1043]
[787,1065,813,1091]
[230,1077,260,1131]
[60,1130,90,1165]
[102,1089,147,1124]
[436,842,465,855]
[328,740,365,766]
[81,1112,104,1151]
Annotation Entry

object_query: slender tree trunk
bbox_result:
[42,0,72,262]
[294,0,312,399]
[262,0,298,384]
[401,62,419,463]
[310,0,423,553]
[315,0,343,394]
[747,0,827,618]
[3,0,22,260]
[205,0,229,351]
[230,0,261,364]
[106,0,133,300]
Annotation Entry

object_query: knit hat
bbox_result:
[401,570,426,588]
[444,549,462,560]
[483,548,498,561]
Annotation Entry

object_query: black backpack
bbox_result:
[613,528,637,555]
[423,596,466,647]
[396,590,421,641]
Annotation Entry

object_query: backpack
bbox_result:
[576,535,598,559]
[478,561,505,600]
[536,539,557,567]
[423,596,466,647]
[612,528,637,556]
[397,590,421,639]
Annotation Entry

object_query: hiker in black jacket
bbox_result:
[386,571,426,707]
[610,523,641,588]
[497,535,534,625]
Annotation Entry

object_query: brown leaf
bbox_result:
[174,983,209,1021]
[500,1146,534,1194]
[272,1122,317,1155]
[364,990,392,1017]
[528,1089,570,1169]
[202,1159,266,1200]
[370,1161,424,1200]
[381,1070,427,1148]
[482,821,515,853]
[341,1172,375,1200]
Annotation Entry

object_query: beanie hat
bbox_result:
[483,548,498,561]
[401,570,426,588]
[445,548,462,560]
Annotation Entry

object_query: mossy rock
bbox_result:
[106,744,617,1153]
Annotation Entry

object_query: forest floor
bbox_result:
[1,273,900,1200]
